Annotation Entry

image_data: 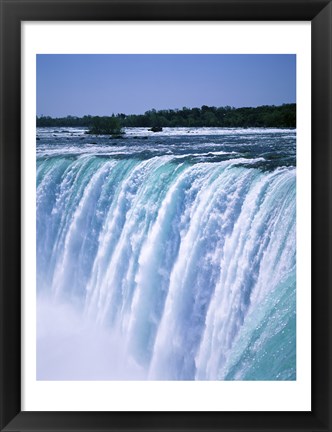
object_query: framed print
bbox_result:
[0,0,331,431]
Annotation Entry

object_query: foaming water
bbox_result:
[37,127,296,380]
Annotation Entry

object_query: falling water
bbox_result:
[37,127,296,380]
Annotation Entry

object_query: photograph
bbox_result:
[36,54,297,381]
[1,0,332,430]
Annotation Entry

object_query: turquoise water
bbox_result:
[36,127,296,380]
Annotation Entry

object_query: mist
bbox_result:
[37,295,146,380]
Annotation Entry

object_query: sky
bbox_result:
[37,54,296,117]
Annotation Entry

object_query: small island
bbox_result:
[86,116,124,137]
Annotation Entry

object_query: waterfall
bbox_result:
[37,150,296,380]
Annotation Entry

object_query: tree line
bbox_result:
[37,103,296,129]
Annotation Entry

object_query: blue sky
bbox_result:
[37,54,296,117]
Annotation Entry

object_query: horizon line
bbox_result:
[37,102,296,119]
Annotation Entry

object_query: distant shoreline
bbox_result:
[37,103,296,129]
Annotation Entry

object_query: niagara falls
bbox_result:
[36,126,296,381]
[36,54,296,382]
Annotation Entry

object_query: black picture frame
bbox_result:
[0,1,331,431]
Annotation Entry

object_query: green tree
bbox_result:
[88,116,124,136]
